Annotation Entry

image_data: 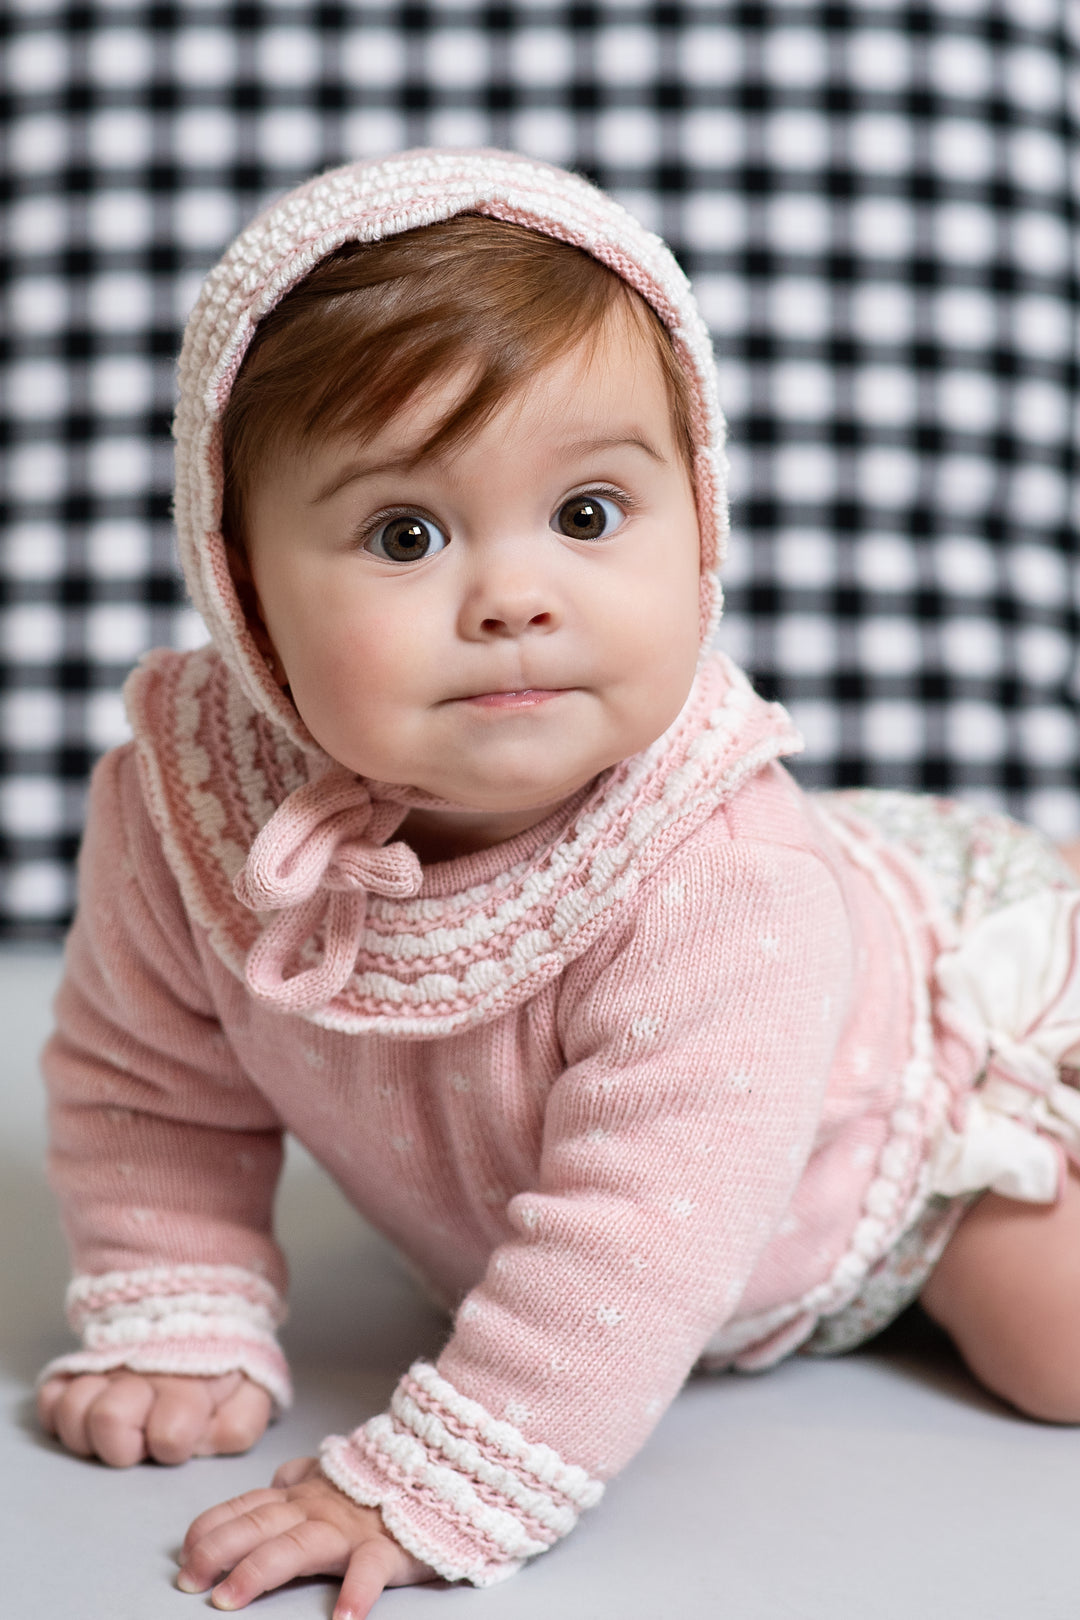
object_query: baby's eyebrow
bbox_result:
[557,433,667,464]
[311,431,667,505]
[311,451,423,505]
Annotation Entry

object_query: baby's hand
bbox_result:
[37,1370,272,1467]
[177,1456,434,1617]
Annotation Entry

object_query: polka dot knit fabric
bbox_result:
[40,150,1080,1586]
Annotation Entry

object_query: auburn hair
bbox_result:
[220,214,695,551]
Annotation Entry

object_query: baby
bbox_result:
[35,149,1080,1618]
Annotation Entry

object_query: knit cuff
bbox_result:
[318,1361,604,1587]
[38,1263,292,1412]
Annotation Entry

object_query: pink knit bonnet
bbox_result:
[174,146,729,756]
[162,150,735,1013]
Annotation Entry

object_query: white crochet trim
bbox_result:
[335,1418,554,1561]
[318,1360,603,1585]
[318,1448,524,1587]
[63,1266,285,1357]
[399,1362,603,1508]
[73,1301,277,1348]
[42,1264,292,1409]
[64,1262,286,1324]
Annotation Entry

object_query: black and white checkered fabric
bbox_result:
[3,1,1079,935]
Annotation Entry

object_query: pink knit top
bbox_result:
[44,642,1001,1584]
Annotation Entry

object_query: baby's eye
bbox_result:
[552,493,625,542]
[365,514,449,563]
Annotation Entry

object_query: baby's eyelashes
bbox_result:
[355,487,634,559]
[363,512,449,562]
[551,490,629,542]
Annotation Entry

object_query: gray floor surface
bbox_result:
[2,946,1075,1618]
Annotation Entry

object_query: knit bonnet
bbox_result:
[133,148,791,1025]
[173,146,728,755]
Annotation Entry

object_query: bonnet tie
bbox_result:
[234,766,423,1012]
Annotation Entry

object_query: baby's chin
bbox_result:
[403,779,594,819]
[342,747,622,815]
[396,783,597,862]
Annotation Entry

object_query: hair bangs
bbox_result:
[221,215,694,551]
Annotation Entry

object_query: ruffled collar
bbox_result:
[125,646,802,1035]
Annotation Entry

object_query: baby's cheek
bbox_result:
[618,622,699,752]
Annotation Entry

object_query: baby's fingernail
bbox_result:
[212,1585,240,1611]
[176,1571,201,1593]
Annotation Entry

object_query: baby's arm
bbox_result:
[37,1370,271,1467]
[41,747,292,1449]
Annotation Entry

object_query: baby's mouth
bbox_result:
[457,688,568,709]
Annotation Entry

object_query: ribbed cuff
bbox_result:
[38,1263,292,1412]
[319,1361,603,1587]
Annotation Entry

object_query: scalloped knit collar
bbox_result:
[126,647,803,1036]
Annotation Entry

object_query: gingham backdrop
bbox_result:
[3,1,1079,937]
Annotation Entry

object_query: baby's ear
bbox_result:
[226,538,289,688]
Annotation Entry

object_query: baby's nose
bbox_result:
[460,553,561,639]
[479,606,554,637]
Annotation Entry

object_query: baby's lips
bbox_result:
[456,689,570,709]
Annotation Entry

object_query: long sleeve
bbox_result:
[319,838,853,1582]
[40,744,291,1408]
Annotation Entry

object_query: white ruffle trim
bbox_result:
[319,1361,603,1585]
[38,1263,292,1410]
[929,889,1080,1203]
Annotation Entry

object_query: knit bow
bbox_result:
[930,889,1080,1203]
[234,767,423,1012]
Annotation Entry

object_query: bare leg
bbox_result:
[1057,839,1080,881]
[921,1168,1080,1422]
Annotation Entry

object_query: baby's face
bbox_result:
[243,313,701,837]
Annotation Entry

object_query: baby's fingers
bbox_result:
[179,1498,308,1595]
[196,1378,272,1458]
[36,1375,82,1437]
[144,1378,219,1465]
[182,1488,289,1561]
[40,1374,111,1456]
[271,1455,318,1489]
[86,1373,159,1466]
[208,1520,348,1611]
[40,1373,155,1465]
[334,1542,400,1620]
[36,1376,67,1434]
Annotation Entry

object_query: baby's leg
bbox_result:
[1057,839,1080,880]
[921,1169,1080,1422]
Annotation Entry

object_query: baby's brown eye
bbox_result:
[366,514,448,562]
[553,493,622,541]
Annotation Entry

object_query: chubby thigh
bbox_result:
[921,1168,1080,1423]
